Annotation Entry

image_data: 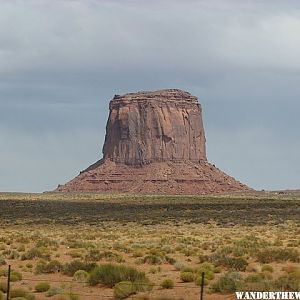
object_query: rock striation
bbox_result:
[56,89,250,194]
[103,89,206,165]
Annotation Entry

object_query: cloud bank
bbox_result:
[0,0,299,191]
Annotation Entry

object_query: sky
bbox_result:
[0,0,299,192]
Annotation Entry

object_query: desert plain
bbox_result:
[0,191,299,300]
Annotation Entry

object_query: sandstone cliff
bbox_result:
[103,89,206,165]
[56,89,250,194]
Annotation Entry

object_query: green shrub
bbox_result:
[165,256,176,265]
[210,254,248,271]
[142,255,163,265]
[9,250,20,260]
[10,275,21,282]
[182,248,196,257]
[257,248,299,263]
[180,272,195,282]
[35,282,50,292]
[227,257,248,271]
[10,288,35,300]
[212,270,300,293]
[89,264,148,288]
[45,287,64,297]
[261,271,273,280]
[66,240,94,249]
[17,245,25,252]
[85,249,101,262]
[68,250,82,259]
[0,281,7,293]
[261,264,274,273]
[0,258,5,266]
[68,292,80,300]
[233,235,269,256]
[182,267,194,273]
[161,279,174,289]
[113,281,135,299]
[195,276,209,286]
[63,260,96,277]
[211,272,243,294]
[35,238,58,248]
[197,262,215,281]
[10,271,22,282]
[173,262,185,271]
[273,239,283,246]
[21,247,50,260]
[134,258,144,265]
[147,249,165,257]
[35,260,62,274]
[133,280,153,293]
[149,267,159,274]
[198,254,209,263]
[214,266,222,273]
[96,251,124,263]
[245,273,265,283]
[274,272,300,291]
[1,250,11,257]
[243,279,274,292]
[73,270,89,283]
[113,242,130,253]
[198,262,215,273]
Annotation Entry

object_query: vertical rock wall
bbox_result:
[102,89,206,165]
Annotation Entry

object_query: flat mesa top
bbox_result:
[112,89,198,103]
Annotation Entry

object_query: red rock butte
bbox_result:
[56,89,250,194]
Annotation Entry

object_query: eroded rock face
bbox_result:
[56,89,251,194]
[102,89,206,165]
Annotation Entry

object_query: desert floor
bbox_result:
[0,191,299,300]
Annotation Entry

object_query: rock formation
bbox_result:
[56,89,250,194]
[103,89,206,165]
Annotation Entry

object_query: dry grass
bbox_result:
[0,192,299,299]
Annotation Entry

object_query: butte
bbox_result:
[56,89,250,194]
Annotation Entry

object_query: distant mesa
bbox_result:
[56,89,250,194]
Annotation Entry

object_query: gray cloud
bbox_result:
[1,0,300,76]
[0,0,299,191]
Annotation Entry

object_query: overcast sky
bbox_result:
[0,0,299,192]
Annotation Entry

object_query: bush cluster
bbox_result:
[10,288,35,300]
[209,253,248,271]
[35,282,50,292]
[63,260,96,276]
[212,272,243,293]
[161,279,174,289]
[256,247,299,263]
[35,260,62,274]
[89,263,149,288]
